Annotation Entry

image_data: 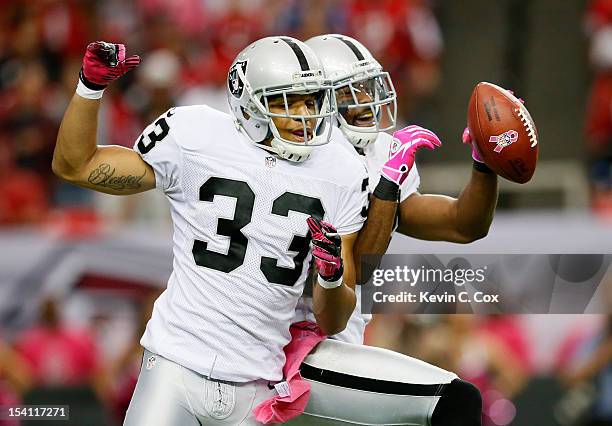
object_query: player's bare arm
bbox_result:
[398,168,498,243]
[52,42,154,195]
[399,86,537,243]
[354,125,441,281]
[53,95,155,195]
[353,197,397,281]
[309,219,357,335]
[398,125,499,243]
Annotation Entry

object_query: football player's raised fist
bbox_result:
[77,41,140,99]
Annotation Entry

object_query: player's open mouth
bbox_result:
[291,128,313,142]
[354,111,374,127]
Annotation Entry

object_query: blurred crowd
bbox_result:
[0,294,160,425]
[0,0,442,226]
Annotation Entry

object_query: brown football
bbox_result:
[467,82,539,183]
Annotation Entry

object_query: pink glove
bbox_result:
[462,127,484,163]
[507,90,525,104]
[381,125,441,186]
[307,217,343,283]
[80,41,140,90]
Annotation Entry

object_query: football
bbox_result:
[467,82,539,183]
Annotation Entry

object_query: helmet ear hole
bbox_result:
[241,107,250,120]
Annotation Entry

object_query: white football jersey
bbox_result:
[293,127,421,345]
[134,105,368,382]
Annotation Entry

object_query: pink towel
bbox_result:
[253,321,327,424]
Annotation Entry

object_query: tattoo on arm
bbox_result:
[88,163,145,191]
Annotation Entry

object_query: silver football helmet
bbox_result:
[227,36,336,162]
[306,34,397,148]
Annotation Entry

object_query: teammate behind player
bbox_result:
[309,34,498,245]
[284,35,497,426]
[52,37,373,425]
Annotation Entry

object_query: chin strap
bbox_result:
[236,123,312,163]
[340,125,379,149]
[270,138,312,162]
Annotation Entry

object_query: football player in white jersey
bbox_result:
[50,37,415,425]
[284,35,499,425]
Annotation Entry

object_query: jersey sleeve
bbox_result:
[133,109,182,194]
[333,167,369,236]
[399,163,421,202]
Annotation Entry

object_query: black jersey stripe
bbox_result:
[300,363,448,396]
[280,37,310,71]
[335,36,365,61]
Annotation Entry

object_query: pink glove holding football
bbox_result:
[463,91,524,163]
[462,127,484,163]
[381,125,442,186]
[78,41,140,98]
[307,217,343,286]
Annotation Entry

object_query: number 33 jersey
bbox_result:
[133,105,368,382]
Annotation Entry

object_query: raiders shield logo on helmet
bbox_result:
[228,60,248,99]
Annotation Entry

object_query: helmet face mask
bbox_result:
[227,37,336,162]
[258,86,334,147]
[305,34,397,149]
[335,72,396,135]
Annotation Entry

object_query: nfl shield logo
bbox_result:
[146,355,157,370]
[265,156,276,168]
[228,60,248,99]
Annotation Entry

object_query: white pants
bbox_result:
[124,350,278,425]
[125,341,460,426]
[286,339,458,425]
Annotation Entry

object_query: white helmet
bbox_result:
[227,36,336,162]
[305,34,397,148]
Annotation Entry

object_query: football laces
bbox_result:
[516,106,537,148]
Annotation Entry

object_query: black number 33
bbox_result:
[192,177,325,287]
